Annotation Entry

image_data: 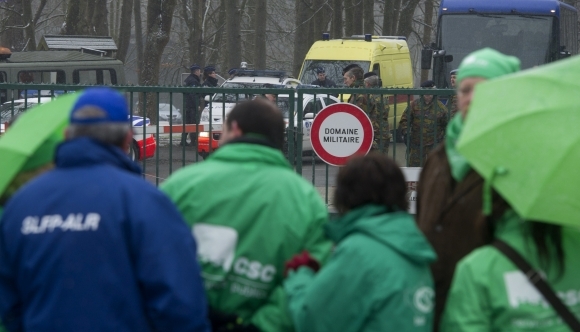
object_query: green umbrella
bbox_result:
[456,55,580,227]
[0,93,79,196]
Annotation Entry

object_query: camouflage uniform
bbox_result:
[448,94,459,119]
[399,97,448,167]
[368,94,390,154]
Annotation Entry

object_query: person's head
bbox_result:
[190,64,201,77]
[66,87,132,152]
[334,153,408,215]
[203,65,216,80]
[221,99,285,150]
[315,67,326,81]
[456,48,520,117]
[420,80,436,104]
[228,68,238,79]
[342,63,361,76]
[344,67,364,86]
[364,74,379,88]
[449,69,458,88]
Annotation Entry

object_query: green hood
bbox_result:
[208,142,291,169]
[326,205,436,264]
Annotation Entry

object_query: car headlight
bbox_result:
[199,132,209,137]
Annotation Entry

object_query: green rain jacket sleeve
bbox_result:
[440,258,492,332]
[250,191,332,332]
[284,244,378,332]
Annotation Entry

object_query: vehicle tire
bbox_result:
[128,140,139,161]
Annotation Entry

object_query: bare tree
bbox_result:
[351,0,362,35]
[63,0,90,34]
[134,0,144,81]
[91,0,109,35]
[363,0,374,34]
[116,0,134,62]
[1,0,26,51]
[140,0,178,122]
[225,0,242,69]
[254,0,267,68]
[293,0,310,76]
[331,0,342,38]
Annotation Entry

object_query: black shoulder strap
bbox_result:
[492,240,580,331]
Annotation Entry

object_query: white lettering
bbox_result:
[233,257,276,282]
[20,213,102,235]
[260,265,276,283]
[83,213,100,231]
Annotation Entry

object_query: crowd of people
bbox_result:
[0,46,578,332]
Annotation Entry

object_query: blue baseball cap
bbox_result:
[70,87,129,124]
[190,64,201,71]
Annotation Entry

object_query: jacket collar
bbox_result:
[55,137,142,175]
[208,141,290,169]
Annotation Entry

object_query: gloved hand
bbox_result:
[284,251,320,276]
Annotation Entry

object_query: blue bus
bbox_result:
[422,0,578,88]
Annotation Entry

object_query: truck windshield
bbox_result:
[299,60,370,86]
[440,14,554,70]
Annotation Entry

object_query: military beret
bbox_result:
[190,64,201,71]
[204,65,216,72]
[450,69,458,76]
[363,72,378,79]
[420,80,436,88]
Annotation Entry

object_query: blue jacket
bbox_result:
[0,138,210,332]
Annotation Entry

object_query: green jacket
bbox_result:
[160,142,332,332]
[284,205,437,332]
[441,210,580,331]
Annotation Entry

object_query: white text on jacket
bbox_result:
[21,213,101,234]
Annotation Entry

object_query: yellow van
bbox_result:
[298,35,414,140]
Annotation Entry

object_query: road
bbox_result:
[141,140,410,205]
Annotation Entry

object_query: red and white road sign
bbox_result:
[310,103,374,166]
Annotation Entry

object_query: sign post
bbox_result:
[310,103,374,166]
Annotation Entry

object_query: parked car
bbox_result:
[158,103,183,124]
[200,93,339,155]
[1,98,156,161]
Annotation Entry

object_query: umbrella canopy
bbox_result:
[0,93,79,196]
[456,55,580,227]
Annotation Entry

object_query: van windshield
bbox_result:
[299,60,370,86]
[212,82,285,102]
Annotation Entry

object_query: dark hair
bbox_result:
[490,192,565,276]
[334,153,408,214]
[346,67,364,81]
[225,99,285,150]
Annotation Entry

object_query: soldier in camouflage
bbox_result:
[448,69,459,118]
[399,80,449,167]
[345,67,374,114]
[364,73,390,154]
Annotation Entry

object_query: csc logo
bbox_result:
[234,257,276,283]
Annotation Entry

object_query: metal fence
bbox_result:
[0,83,456,206]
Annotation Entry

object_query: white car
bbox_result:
[200,93,339,152]
[158,103,182,124]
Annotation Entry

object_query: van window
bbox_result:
[300,60,370,86]
[372,63,380,76]
[73,69,118,85]
[18,70,66,84]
